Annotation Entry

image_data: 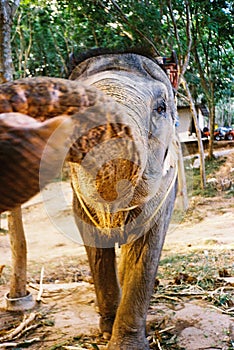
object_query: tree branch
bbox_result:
[179,0,192,83]
[192,19,210,97]
[9,0,20,17]
[109,0,161,55]
[181,76,206,189]
[167,0,182,57]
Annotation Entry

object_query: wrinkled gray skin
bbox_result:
[69,54,178,350]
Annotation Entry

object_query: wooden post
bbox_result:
[8,207,27,298]
[0,0,28,301]
[177,140,189,210]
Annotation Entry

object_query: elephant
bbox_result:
[68,51,178,349]
[0,51,178,349]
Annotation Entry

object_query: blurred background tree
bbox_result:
[10,0,234,160]
[11,0,233,113]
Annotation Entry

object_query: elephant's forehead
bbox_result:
[70,53,171,87]
[79,71,169,99]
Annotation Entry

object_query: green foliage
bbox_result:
[191,156,226,197]
[184,155,228,198]
[11,0,139,78]
[11,0,233,111]
[182,0,233,117]
[158,248,234,291]
[12,0,82,77]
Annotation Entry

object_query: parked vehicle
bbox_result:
[225,129,234,140]
[202,126,233,141]
[214,127,228,141]
[202,127,210,138]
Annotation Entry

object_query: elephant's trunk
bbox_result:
[0,77,143,213]
[0,113,74,212]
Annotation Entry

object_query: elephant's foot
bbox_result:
[99,315,115,340]
[107,337,150,350]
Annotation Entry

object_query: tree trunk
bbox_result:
[0,0,27,300]
[208,82,215,159]
[182,78,206,189]
[0,0,19,83]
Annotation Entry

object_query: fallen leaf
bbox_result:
[174,272,197,285]
[218,277,234,286]
[219,268,231,277]
[0,265,5,277]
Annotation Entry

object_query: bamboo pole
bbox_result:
[8,207,27,298]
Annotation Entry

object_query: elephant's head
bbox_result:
[69,52,178,245]
[0,52,178,246]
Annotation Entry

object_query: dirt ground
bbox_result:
[0,149,233,350]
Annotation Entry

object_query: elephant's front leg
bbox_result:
[85,246,120,338]
[107,226,166,350]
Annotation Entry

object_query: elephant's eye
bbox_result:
[154,102,167,115]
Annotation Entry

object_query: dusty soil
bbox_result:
[0,150,233,350]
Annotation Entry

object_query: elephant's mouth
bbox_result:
[95,158,140,202]
[70,154,141,228]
